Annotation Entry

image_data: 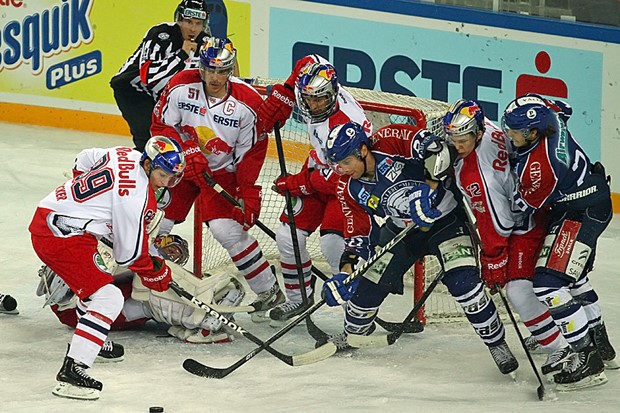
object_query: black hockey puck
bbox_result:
[1,295,17,311]
[149,407,164,413]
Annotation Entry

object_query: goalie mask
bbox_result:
[154,234,190,267]
[295,63,339,123]
[141,136,186,188]
[175,0,210,32]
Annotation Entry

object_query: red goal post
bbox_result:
[192,79,467,321]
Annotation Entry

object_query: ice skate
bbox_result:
[53,353,103,400]
[315,331,353,352]
[590,323,618,370]
[95,339,124,363]
[269,297,314,327]
[524,335,546,355]
[541,346,573,375]
[249,282,285,322]
[554,343,607,391]
[489,340,519,376]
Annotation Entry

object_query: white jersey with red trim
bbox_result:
[32,147,158,269]
[152,70,265,174]
[453,120,532,256]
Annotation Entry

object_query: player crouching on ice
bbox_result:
[320,121,520,376]
[37,233,249,346]
[29,136,185,400]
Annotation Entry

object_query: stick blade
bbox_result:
[347,333,390,348]
[291,342,337,366]
[183,358,230,379]
[537,385,545,401]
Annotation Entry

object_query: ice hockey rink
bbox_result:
[1,121,619,413]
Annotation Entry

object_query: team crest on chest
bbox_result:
[382,180,418,217]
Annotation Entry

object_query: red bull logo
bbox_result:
[459,102,480,119]
[318,67,335,81]
[203,137,233,155]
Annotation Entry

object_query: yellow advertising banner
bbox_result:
[0,0,250,132]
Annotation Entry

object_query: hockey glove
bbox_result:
[409,184,441,228]
[257,83,296,134]
[179,140,211,187]
[272,170,314,197]
[480,249,508,293]
[321,272,360,307]
[138,257,172,292]
[235,185,262,230]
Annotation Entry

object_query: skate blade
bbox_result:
[508,371,517,381]
[603,359,620,370]
[0,309,19,315]
[94,355,124,363]
[250,311,270,323]
[52,382,100,400]
[555,372,608,392]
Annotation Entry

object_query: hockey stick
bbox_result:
[462,201,545,401]
[182,221,418,378]
[169,281,337,369]
[347,266,444,348]
[495,284,546,401]
[200,170,422,332]
[272,123,314,330]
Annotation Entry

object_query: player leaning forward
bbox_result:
[321,121,520,375]
[151,37,284,322]
[502,95,617,390]
[443,99,571,375]
[29,137,185,400]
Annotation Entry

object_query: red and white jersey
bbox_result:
[152,70,265,175]
[453,120,533,257]
[29,147,158,272]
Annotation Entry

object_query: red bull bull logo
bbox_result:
[459,102,480,119]
[203,137,233,155]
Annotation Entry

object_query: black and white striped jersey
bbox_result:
[110,22,207,100]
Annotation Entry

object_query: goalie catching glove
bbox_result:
[138,257,172,292]
[409,183,441,228]
[321,272,360,307]
[257,83,296,133]
[480,249,508,292]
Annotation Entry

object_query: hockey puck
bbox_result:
[149,407,164,413]
[1,295,17,311]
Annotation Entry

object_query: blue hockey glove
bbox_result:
[409,184,441,228]
[321,272,359,307]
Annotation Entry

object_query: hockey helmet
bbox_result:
[199,37,236,77]
[175,0,210,31]
[502,95,560,141]
[295,63,339,123]
[141,136,186,188]
[325,122,370,173]
[154,234,190,266]
[443,99,485,143]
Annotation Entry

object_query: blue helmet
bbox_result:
[325,122,370,165]
[443,99,485,142]
[295,63,339,122]
[141,136,186,187]
[199,37,236,74]
[502,95,559,138]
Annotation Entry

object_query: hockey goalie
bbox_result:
[37,232,250,346]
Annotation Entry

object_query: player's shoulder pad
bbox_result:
[229,77,263,109]
[167,69,202,90]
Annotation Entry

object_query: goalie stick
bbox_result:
[200,170,422,333]
[182,220,418,379]
[169,281,337,369]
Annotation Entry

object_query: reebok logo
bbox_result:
[273,89,295,107]
[184,146,202,156]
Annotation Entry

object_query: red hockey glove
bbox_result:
[257,83,296,134]
[235,185,262,230]
[480,249,508,292]
[178,140,210,186]
[138,257,172,292]
[272,170,314,197]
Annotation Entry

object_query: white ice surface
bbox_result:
[1,122,619,413]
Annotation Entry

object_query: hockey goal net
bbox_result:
[193,79,467,322]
